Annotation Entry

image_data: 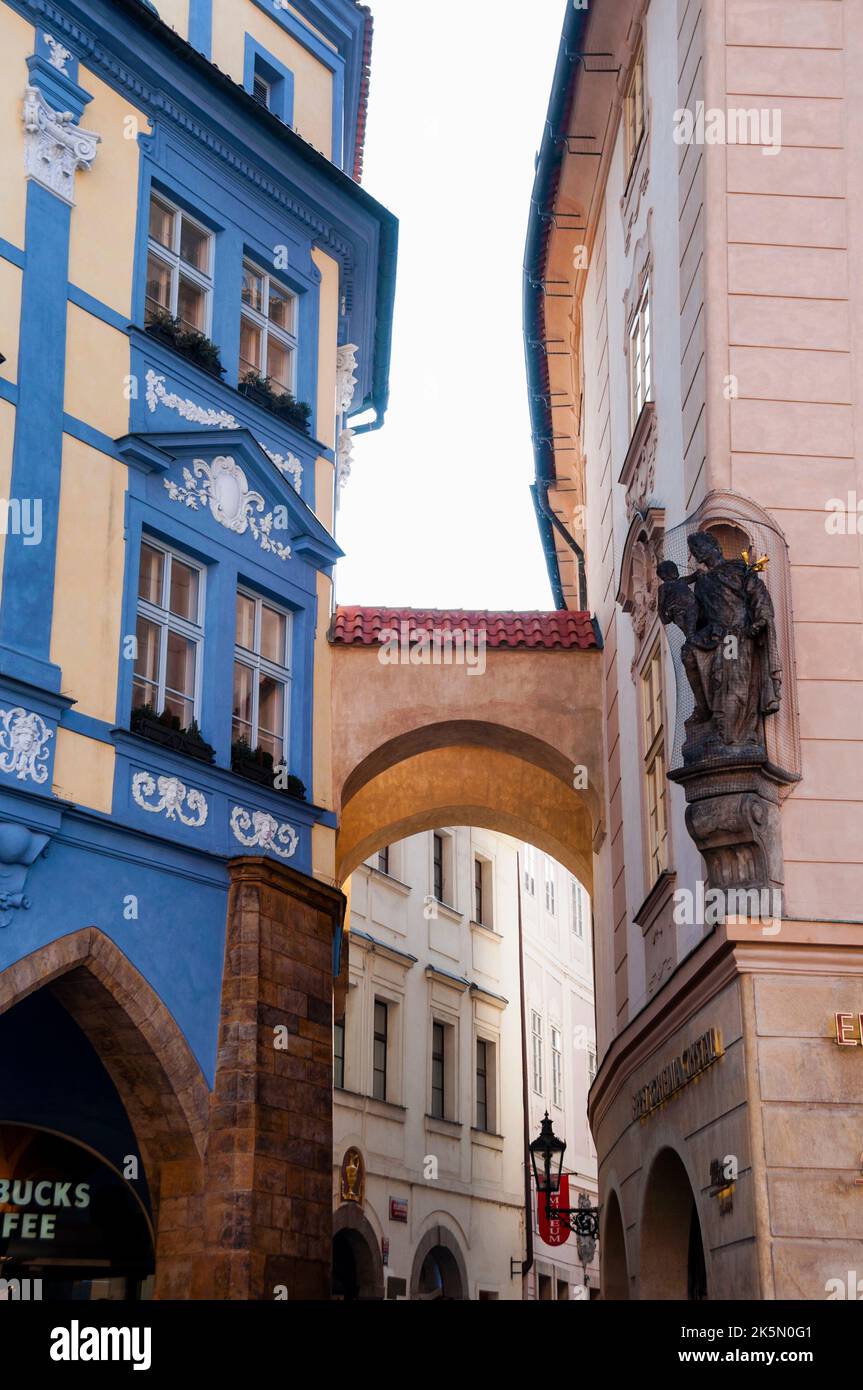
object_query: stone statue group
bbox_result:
[658,530,782,767]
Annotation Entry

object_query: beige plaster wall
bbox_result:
[594,968,760,1300]
[703,0,863,922]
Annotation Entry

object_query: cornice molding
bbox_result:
[589,929,739,1135]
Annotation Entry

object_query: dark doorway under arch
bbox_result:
[331,1206,384,1300]
[640,1148,708,1301]
[409,1226,468,1301]
[416,1245,465,1301]
[601,1189,629,1299]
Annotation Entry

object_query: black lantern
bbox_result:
[529,1113,600,1243]
[529,1112,566,1196]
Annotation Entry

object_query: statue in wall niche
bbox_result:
[659,531,782,766]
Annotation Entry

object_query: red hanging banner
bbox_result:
[538,1174,571,1247]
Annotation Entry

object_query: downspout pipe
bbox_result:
[523,0,591,608]
[531,480,587,611]
[517,853,534,1290]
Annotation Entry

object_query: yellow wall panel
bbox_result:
[0,400,17,608]
[68,68,148,316]
[314,455,334,535]
[281,3,336,52]
[52,728,115,814]
[312,245,338,451]
[313,823,336,885]
[211,0,333,158]
[51,434,127,724]
[0,260,22,386]
[64,306,131,438]
[312,569,334,810]
[154,0,189,38]
[0,8,35,249]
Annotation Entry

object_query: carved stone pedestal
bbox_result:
[669,763,785,897]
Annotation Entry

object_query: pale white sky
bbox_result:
[335,0,566,610]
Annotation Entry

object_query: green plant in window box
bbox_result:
[231,737,306,800]
[144,309,226,379]
[131,703,216,763]
[237,370,312,434]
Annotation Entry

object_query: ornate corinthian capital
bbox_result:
[22,84,100,206]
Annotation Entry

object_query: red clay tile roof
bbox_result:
[353,4,374,183]
[330,607,599,650]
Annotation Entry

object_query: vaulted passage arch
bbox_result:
[330,610,606,891]
[337,737,597,890]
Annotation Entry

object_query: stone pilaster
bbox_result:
[193,857,345,1300]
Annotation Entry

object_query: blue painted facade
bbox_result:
[0,0,397,1116]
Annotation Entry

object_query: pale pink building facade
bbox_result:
[526,0,863,1299]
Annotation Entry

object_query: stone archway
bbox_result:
[331,612,606,892]
[332,1204,385,1300]
[640,1147,708,1300]
[0,927,209,1299]
[410,1224,469,1301]
[337,736,599,889]
[601,1188,629,1299]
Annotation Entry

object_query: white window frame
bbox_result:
[431,830,455,907]
[587,1046,597,1087]
[523,845,536,897]
[233,587,293,765]
[146,191,213,333]
[571,880,585,940]
[551,1025,563,1108]
[641,639,669,887]
[475,1032,497,1134]
[531,1010,544,1095]
[629,275,653,428]
[134,537,205,725]
[544,857,556,915]
[240,257,299,393]
[624,41,646,180]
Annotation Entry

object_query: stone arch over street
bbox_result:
[330,610,606,891]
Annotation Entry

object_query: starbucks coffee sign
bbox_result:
[0,1179,90,1240]
[632,1028,723,1121]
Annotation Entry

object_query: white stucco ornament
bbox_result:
[264,446,303,493]
[164,455,291,560]
[336,427,355,492]
[132,771,208,828]
[44,34,73,72]
[336,343,359,416]
[144,373,303,493]
[22,85,100,206]
[230,806,299,859]
[0,707,53,785]
[145,370,240,429]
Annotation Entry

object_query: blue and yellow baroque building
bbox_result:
[0,0,396,1299]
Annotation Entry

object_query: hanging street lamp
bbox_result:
[529,1112,600,1243]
